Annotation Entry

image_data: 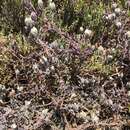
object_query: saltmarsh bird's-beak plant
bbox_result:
[0,0,130,129]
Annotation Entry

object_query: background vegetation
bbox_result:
[0,0,130,130]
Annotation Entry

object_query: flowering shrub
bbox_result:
[0,0,130,130]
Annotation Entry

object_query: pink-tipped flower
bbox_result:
[107,13,116,20]
[31,11,37,21]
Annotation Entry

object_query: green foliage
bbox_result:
[0,0,24,34]
[0,33,34,85]
[83,2,104,28]
[15,35,34,55]
[119,0,125,7]
[83,2,105,42]
[86,49,117,75]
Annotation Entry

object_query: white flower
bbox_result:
[98,46,104,52]
[33,63,38,70]
[125,31,130,38]
[9,89,15,97]
[15,69,20,75]
[42,109,49,116]
[107,13,116,20]
[78,111,87,119]
[112,3,117,9]
[0,84,5,90]
[71,93,77,98]
[40,55,48,64]
[100,92,106,100]
[48,0,52,2]
[111,48,116,55]
[114,8,121,14]
[91,112,99,123]
[84,29,93,37]
[0,99,3,104]
[45,68,50,75]
[115,21,122,28]
[52,57,58,64]
[126,82,130,87]
[122,10,126,15]
[17,86,23,91]
[25,16,34,27]
[51,65,55,71]
[30,26,38,37]
[128,91,130,96]
[49,2,56,10]
[126,1,130,8]
[107,55,113,62]
[8,33,13,40]
[80,26,84,32]
[38,0,43,9]
[50,40,58,48]
[11,123,17,129]
[104,16,108,20]
[107,99,113,105]
[108,55,113,59]
[25,100,31,106]
[42,55,48,63]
